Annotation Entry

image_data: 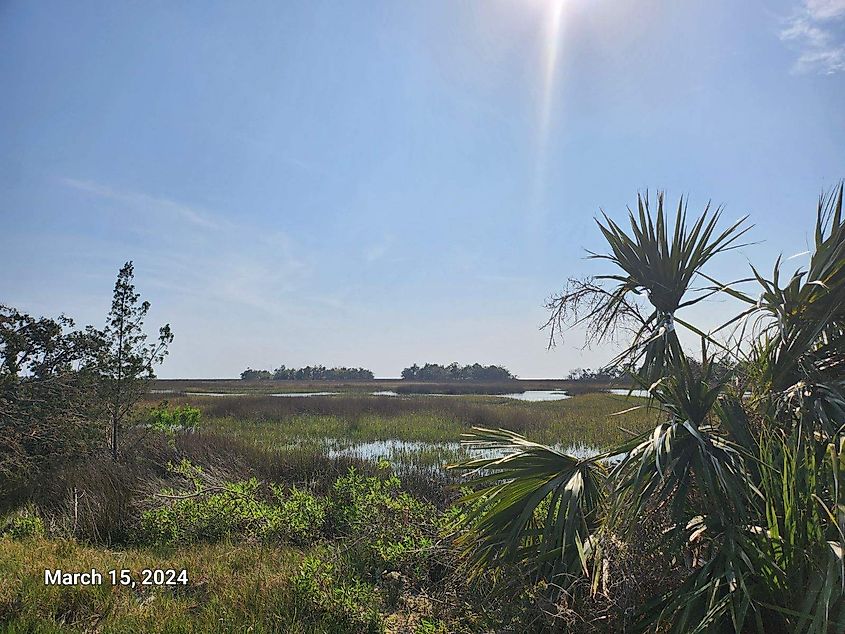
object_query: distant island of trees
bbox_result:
[400,362,515,382]
[239,362,517,381]
[240,366,375,381]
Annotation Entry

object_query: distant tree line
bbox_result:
[565,367,626,382]
[240,365,375,381]
[400,362,515,382]
[565,358,734,384]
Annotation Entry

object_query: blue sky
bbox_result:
[2,0,844,378]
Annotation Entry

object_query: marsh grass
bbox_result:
[0,462,500,633]
[150,378,620,396]
[184,392,657,448]
[0,537,305,633]
[1,391,656,633]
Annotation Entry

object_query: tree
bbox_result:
[241,368,272,380]
[451,186,845,632]
[401,364,420,380]
[96,262,172,460]
[241,365,376,380]
[400,362,515,381]
[0,306,101,497]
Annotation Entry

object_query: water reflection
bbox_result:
[607,389,651,398]
[270,391,341,397]
[316,437,606,463]
[496,390,571,402]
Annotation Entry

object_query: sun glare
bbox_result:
[531,0,568,219]
[539,0,567,146]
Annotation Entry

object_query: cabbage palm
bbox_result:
[449,427,607,583]
[450,184,845,632]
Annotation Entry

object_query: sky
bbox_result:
[2,0,844,379]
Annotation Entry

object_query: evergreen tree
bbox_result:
[97,262,172,459]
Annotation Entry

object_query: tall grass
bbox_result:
[163,392,657,447]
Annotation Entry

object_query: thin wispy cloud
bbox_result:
[58,177,320,318]
[363,235,394,263]
[60,178,226,230]
[806,0,845,20]
[780,0,845,74]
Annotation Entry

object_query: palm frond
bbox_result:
[447,427,606,584]
[544,193,751,381]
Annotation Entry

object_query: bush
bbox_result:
[140,477,270,545]
[263,485,327,546]
[148,404,201,432]
[329,466,436,575]
[291,550,383,633]
[2,506,45,539]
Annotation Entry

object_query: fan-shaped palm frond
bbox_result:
[448,427,607,584]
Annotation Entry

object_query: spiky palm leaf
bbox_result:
[746,184,845,435]
[596,193,749,377]
[610,352,752,531]
[638,523,765,633]
[448,427,607,584]
[455,185,845,633]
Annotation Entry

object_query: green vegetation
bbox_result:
[4,186,843,632]
[1,260,170,499]
[98,261,173,460]
[147,404,202,433]
[241,365,375,381]
[452,186,845,632]
[193,392,655,446]
[2,506,45,540]
[2,377,652,631]
[0,441,526,633]
[400,362,514,381]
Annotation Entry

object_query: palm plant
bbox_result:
[450,184,845,632]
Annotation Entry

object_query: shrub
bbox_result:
[329,466,436,575]
[262,485,327,546]
[140,477,270,545]
[291,550,383,633]
[416,619,448,634]
[148,404,201,432]
[2,506,45,539]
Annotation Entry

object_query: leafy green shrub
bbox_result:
[2,506,45,539]
[148,404,201,432]
[291,550,382,633]
[329,467,436,574]
[140,478,271,545]
[263,485,327,546]
[416,619,448,634]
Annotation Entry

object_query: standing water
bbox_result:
[496,390,571,402]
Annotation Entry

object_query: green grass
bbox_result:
[201,393,657,448]
[0,466,497,633]
[0,537,305,633]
